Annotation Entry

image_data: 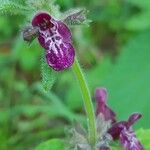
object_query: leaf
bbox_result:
[32,83,84,122]
[41,55,57,91]
[35,139,65,150]
[136,129,150,150]
[26,0,61,18]
[0,0,29,15]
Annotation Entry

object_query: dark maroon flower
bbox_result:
[95,88,144,150]
[32,12,75,71]
[95,88,116,124]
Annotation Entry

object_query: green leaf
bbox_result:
[35,139,65,150]
[26,0,61,18]
[41,55,57,91]
[136,129,150,149]
[32,83,84,122]
[0,0,29,15]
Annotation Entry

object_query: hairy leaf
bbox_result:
[35,139,65,150]
[41,55,57,91]
[0,0,29,15]
[136,129,150,149]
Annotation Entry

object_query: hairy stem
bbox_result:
[72,57,97,145]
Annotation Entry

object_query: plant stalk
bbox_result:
[72,57,97,145]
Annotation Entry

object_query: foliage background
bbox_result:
[0,0,150,149]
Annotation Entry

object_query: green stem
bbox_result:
[72,57,97,145]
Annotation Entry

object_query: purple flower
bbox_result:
[32,12,75,71]
[95,88,116,124]
[95,88,144,150]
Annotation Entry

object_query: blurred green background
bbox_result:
[0,0,150,149]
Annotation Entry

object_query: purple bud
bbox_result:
[22,26,39,43]
[95,88,107,103]
[127,113,142,126]
[32,12,75,71]
[95,88,116,124]
[120,128,144,150]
